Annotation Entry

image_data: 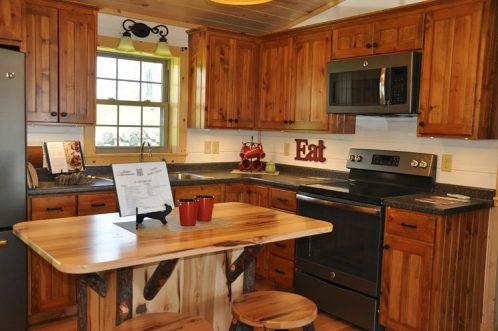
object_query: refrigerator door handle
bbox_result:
[0,240,7,248]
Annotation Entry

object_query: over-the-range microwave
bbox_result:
[326,52,421,115]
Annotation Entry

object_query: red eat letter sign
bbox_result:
[294,139,326,162]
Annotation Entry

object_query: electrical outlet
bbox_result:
[284,143,290,156]
[441,154,453,172]
[204,141,212,154]
[212,141,219,154]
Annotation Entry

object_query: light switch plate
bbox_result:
[441,154,453,172]
[284,143,290,156]
[212,141,219,154]
[204,141,212,154]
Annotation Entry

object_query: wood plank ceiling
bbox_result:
[76,0,345,35]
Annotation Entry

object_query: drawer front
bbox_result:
[385,207,438,243]
[269,254,294,290]
[270,187,296,212]
[31,195,77,220]
[268,239,295,261]
[78,192,117,216]
[173,185,225,206]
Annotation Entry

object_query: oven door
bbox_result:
[296,193,384,297]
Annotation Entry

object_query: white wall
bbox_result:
[27,2,498,190]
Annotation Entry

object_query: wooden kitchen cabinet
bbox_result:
[25,0,96,124]
[188,28,258,129]
[28,191,117,326]
[417,0,498,139]
[269,187,296,212]
[258,36,292,130]
[258,31,355,133]
[380,207,490,331]
[173,184,225,204]
[0,0,23,48]
[332,13,424,59]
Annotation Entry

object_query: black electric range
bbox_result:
[295,149,437,331]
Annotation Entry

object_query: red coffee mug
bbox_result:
[196,195,214,222]
[177,199,198,226]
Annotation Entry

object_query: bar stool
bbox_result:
[113,312,213,331]
[230,291,317,331]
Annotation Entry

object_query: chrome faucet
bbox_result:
[140,141,152,162]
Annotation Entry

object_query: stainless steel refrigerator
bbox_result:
[0,47,27,330]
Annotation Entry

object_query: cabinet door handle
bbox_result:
[46,207,63,212]
[0,240,7,248]
[274,268,285,275]
[275,243,286,248]
[400,222,417,229]
[50,112,58,117]
[372,42,379,48]
[91,203,106,208]
[228,118,233,123]
[383,244,390,250]
[60,112,68,117]
[366,43,372,49]
[276,197,289,202]
[418,121,425,127]
[234,118,239,123]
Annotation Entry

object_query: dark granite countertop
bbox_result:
[28,163,345,196]
[29,163,495,216]
[384,193,494,215]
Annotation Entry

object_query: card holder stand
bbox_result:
[135,204,172,229]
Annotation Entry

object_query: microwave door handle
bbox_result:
[379,67,387,105]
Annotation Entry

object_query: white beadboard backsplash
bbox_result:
[186,116,498,190]
[27,116,498,189]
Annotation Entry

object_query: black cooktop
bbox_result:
[299,179,424,205]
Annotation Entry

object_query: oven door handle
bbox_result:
[297,194,381,215]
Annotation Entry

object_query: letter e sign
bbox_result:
[294,139,326,162]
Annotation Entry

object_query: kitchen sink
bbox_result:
[168,172,214,181]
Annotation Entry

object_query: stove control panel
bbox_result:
[347,148,437,178]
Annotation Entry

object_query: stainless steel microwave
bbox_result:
[326,52,421,115]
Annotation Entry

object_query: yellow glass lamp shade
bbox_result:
[210,0,272,4]
[117,33,135,52]
[154,38,172,57]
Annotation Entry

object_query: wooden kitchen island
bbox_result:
[13,202,332,331]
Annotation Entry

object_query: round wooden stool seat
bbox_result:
[113,312,213,331]
[231,291,317,330]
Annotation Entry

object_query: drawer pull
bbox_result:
[276,198,289,202]
[90,203,106,208]
[274,268,285,275]
[46,207,63,212]
[400,222,418,229]
[0,240,7,248]
[275,243,286,248]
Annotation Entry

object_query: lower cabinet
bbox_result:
[380,207,490,331]
[28,191,117,326]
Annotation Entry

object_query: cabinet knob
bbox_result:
[365,43,372,49]
[5,72,15,79]
[50,112,58,117]
[283,120,289,124]
[228,118,233,123]
[60,112,68,117]
[372,42,379,48]
[288,120,295,124]
[383,244,391,250]
[418,121,425,127]
[234,118,239,123]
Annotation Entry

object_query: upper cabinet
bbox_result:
[0,0,23,48]
[188,29,258,130]
[417,0,498,139]
[25,0,96,124]
[332,13,424,59]
[258,31,356,133]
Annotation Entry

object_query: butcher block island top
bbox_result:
[13,202,332,274]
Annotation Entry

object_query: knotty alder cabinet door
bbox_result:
[417,0,498,138]
[188,29,258,129]
[332,13,424,59]
[25,0,96,124]
[380,207,490,331]
[0,0,23,48]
